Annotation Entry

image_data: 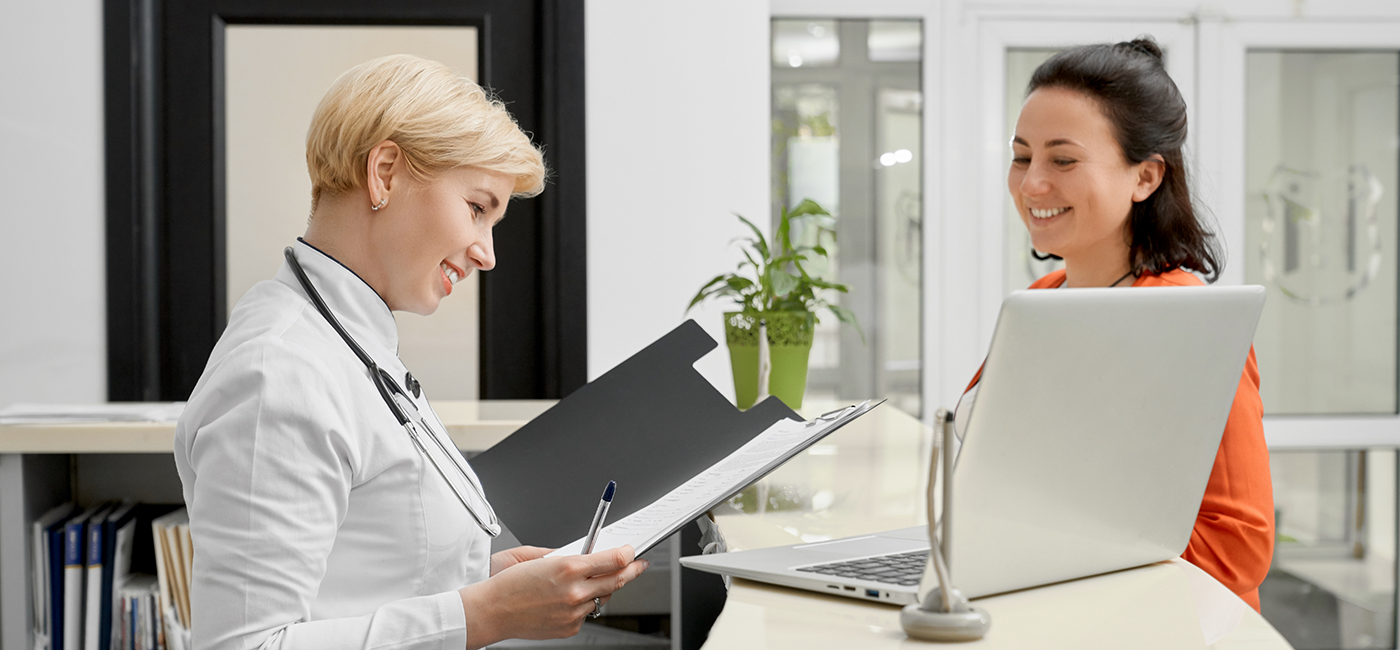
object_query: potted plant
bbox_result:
[687,199,861,410]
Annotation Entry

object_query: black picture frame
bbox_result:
[104,0,587,402]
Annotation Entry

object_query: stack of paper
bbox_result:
[115,577,161,650]
[151,509,192,650]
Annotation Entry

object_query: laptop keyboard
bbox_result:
[794,550,927,586]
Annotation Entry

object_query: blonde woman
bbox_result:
[174,55,646,650]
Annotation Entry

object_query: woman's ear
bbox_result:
[365,140,402,208]
[1131,155,1166,203]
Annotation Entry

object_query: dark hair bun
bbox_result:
[1123,37,1163,62]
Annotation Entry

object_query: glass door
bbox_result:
[1199,21,1400,649]
[771,18,925,417]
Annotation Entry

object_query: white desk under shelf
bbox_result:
[0,400,555,454]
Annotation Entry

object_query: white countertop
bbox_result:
[703,402,1294,649]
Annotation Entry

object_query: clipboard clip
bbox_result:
[805,405,855,427]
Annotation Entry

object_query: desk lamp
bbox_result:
[900,409,991,641]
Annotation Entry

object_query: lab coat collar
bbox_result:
[277,238,400,354]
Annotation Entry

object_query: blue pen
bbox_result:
[581,481,616,555]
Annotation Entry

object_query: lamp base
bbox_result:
[900,604,992,642]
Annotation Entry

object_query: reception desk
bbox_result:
[700,403,1294,649]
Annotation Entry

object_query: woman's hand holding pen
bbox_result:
[459,545,650,649]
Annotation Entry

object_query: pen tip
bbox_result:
[603,480,616,502]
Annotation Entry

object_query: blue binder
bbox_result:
[97,503,137,650]
[47,515,70,650]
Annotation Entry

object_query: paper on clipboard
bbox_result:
[548,400,880,558]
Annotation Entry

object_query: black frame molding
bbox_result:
[105,0,587,401]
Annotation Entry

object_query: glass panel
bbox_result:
[1263,449,1396,649]
[1003,49,1064,293]
[1244,51,1399,415]
[876,88,923,415]
[225,25,482,399]
[772,19,922,417]
[867,20,921,62]
[772,20,840,68]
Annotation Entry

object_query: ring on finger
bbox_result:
[588,597,602,619]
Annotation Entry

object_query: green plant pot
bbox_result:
[724,311,815,411]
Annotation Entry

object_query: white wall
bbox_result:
[584,1,770,395]
[0,0,106,407]
[0,0,771,407]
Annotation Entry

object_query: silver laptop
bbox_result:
[681,285,1266,605]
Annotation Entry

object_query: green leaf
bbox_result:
[828,304,865,344]
[734,213,770,261]
[685,274,731,312]
[741,248,760,270]
[777,206,797,256]
[772,298,806,312]
[807,278,851,293]
[771,269,799,297]
[787,198,830,218]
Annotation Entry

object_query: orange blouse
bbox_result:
[965,268,1274,611]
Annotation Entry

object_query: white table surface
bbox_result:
[701,401,1294,649]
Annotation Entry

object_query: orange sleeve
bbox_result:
[1180,347,1275,612]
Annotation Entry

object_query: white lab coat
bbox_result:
[174,239,492,650]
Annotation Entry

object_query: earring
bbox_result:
[371,197,388,211]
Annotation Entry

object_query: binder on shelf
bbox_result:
[63,505,103,650]
[33,503,75,650]
[472,319,826,549]
[83,503,115,650]
[48,506,80,650]
[110,517,138,650]
[97,502,138,650]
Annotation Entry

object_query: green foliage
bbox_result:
[687,199,864,343]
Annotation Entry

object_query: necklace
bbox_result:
[1107,270,1135,287]
[1062,269,1136,288]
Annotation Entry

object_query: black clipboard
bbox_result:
[470,320,800,548]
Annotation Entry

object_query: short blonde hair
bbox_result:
[306,54,546,208]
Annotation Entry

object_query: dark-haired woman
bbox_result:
[960,38,1273,611]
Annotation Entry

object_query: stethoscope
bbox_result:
[284,246,502,538]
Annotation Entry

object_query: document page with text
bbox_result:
[548,400,876,557]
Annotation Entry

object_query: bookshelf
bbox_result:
[0,400,552,650]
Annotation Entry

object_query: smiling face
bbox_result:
[373,165,511,315]
[1008,87,1162,282]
